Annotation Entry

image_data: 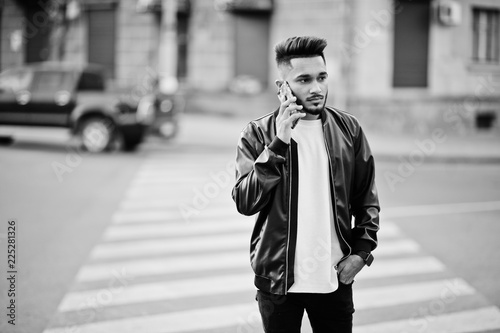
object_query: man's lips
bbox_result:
[306,95,324,102]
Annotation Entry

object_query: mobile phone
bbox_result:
[278,81,300,129]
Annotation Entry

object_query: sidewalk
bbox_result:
[368,130,500,163]
[180,91,500,164]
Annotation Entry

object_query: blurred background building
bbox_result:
[1,0,499,134]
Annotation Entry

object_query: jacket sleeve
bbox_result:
[350,125,380,254]
[232,122,288,216]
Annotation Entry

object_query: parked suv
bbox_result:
[0,62,155,152]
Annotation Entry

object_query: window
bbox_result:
[472,8,500,63]
[77,72,104,91]
[31,71,70,94]
[88,6,116,78]
[392,0,431,87]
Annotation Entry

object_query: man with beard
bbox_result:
[232,36,380,333]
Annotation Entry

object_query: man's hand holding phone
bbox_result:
[276,81,304,144]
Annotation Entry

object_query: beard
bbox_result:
[295,92,328,115]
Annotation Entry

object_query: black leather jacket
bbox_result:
[232,106,380,295]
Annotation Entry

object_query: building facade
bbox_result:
[187,0,500,134]
[342,0,500,134]
[1,0,499,133]
[0,0,188,93]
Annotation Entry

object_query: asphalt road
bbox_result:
[0,131,146,333]
[376,160,500,308]
[0,115,499,333]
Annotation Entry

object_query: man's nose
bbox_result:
[310,81,322,94]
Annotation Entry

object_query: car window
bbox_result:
[31,71,72,94]
[0,69,34,93]
[77,71,105,91]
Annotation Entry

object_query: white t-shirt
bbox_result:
[288,119,344,293]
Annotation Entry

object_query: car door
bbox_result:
[0,68,34,125]
[28,69,77,127]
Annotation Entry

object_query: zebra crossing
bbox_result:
[43,152,500,333]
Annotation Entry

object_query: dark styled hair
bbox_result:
[274,36,327,67]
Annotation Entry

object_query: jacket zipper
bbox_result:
[323,132,352,260]
[284,146,292,294]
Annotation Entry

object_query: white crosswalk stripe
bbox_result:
[44,303,259,333]
[58,276,474,313]
[89,233,251,259]
[111,206,240,223]
[354,307,500,333]
[102,218,253,240]
[57,273,254,312]
[89,234,420,260]
[43,152,500,333]
[75,251,249,282]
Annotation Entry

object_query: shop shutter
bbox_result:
[234,12,270,88]
[393,0,430,87]
[24,6,51,63]
[88,6,116,78]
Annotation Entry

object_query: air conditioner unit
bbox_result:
[437,1,462,26]
[137,0,161,13]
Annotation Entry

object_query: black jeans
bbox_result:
[256,283,354,333]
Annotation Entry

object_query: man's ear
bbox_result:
[275,80,283,89]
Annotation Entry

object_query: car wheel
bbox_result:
[79,117,114,153]
[0,135,14,145]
